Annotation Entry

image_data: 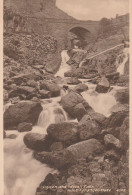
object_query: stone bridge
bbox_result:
[28,17,99,49]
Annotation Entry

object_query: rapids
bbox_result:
[4,98,67,195]
[4,48,127,195]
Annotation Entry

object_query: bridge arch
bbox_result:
[68,26,92,49]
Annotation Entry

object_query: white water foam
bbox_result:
[55,50,71,78]
[4,98,67,195]
[82,83,117,117]
[117,47,129,75]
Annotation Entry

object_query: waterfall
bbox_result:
[116,47,129,75]
[55,50,71,78]
[37,100,67,130]
[82,83,117,117]
[4,99,67,195]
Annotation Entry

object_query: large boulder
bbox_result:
[73,83,88,93]
[4,101,43,129]
[115,88,129,104]
[61,91,92,118]
[9,86,37,98]
[11,73,43,85]
[103,111,128,128]
[40,81,61,97]
[78,115,101,140]
[34,150,76,170]
[23,133,52,151]
[66,139,104,159]
[47,122,78,145]
[95,76,110,93]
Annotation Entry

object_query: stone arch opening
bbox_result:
[69,27,91,49]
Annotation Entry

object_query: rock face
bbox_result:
[115,88,129,104]
[4,101,43,129]
[34,150,76,170]
[23,133,52,151]
[78,115,101,140]
[40,81,60,97]
[47,122,78,145]
[66,139,104,159]
[95,76,110,93]
[17,122,32,132]
[73,83,88,93]
[61,91,92,118]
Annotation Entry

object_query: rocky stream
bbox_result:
[4,45,129,195]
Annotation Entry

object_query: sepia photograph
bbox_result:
[3,0,130,194]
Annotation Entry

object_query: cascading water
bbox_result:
[4,98,67,195]
[116,47,129,75]
[55,50,71,78]
[81,83,117,117]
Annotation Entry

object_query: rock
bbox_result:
[40,81,60,97]
[110,103,129,113]
[95,76,110,93]
[73,83,88,93]
[47,122,78,145]
[6,134,17,139]
[26,93,40,100]
[73,103,87,121]
[61,91,92,118]
[34,150,76,170]
[45,53,62,74]
[101,128,120,139]
[104,150,120,162]
[106,72,119,83]
[17,122,32,132]
[23,133,52,151]
[27,80,39,89]
[119,117,129,151]
[4,101,42,129]
[68,49,87,64]
[104,134,121,149]
[39,90,51,98]
[3,131,6,138]
[88,112,106,126]
[67,78,81,85]
[115,88,129,104]
[11,73,43,85]
[78,115,101,140]
[103,111,128,128]
[66,139,104,159]
[50,142,64,152]
[9,86,37,98]
[116,75,129,87]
